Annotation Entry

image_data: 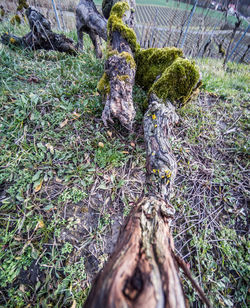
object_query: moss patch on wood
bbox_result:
[107,2,139,52]
[135,47,183,90]
[149,58,200,106]
[97,72,110,96]
[107,50,136,70]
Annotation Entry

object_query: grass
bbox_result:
[0,19,249,308]
[171,58,249,306]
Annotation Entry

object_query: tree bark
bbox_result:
[1,7,77,55]
[84,95,189,308]
[76,0,107,58]
[100,1,137,129]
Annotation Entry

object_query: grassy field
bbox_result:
[0,21,249,307]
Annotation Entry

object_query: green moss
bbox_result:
[17,0,29,11]
[107,50,136,69]
[110,1,129,18]
[135,47,183,90]
[97,72,110,96]
[108,2,139,52]
[116,74,130,81]
[107,50,136,70]
[149,58,200,106]
[10,15,21,25]
[120,51,136,69]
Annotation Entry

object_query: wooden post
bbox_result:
[51,0,62,30]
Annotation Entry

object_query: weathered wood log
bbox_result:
[76,0,107,58]
[98,1,137,129]
[1,7,77,55]
[144,95,179,202]
[84,96,187,308]
[85,0,210,306]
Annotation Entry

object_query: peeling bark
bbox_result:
[101,1,136,129]
[102,45,136,129]
[144,95,179,202]
[1,8,77,54]
[84,196,186,308]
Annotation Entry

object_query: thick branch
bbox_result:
[99,2,137,129]
[1,8,77,55]
[84,196,185,308]
[144,95,179,201]
[76,0,107,57]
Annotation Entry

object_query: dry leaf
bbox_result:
[55,177,62,183]
[72,112,81,120]
[98,142,104,148]
[71,300,77,308]
[107,130,112,138]
[19,284,25,292]
[37,220,45,228]
[46,143,54,154]
[34,179,43,193]
[14,236,22,241]
[122,151,129,154]
[60,118,68,128]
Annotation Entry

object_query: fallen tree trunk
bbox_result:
[84,1,210,307]
[84,96,188,308]
[1,7,77,55]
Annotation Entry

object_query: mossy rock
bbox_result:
[135,47,183,90]
[149,58,200,107]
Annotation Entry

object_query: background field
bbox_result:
[1,0,249,62]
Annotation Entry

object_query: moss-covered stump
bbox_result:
[87,2,209,307]
[99,1,137,129]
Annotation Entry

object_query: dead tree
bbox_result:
[76,0,107,58]
[84,1,210,307]
[1,7,77,55]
